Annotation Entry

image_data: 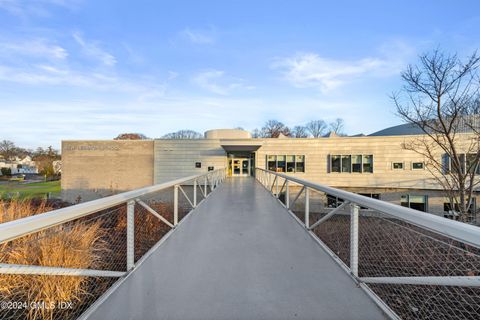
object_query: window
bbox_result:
[358,193,380,209]
[444,199,476,222]
[277,155,286,172]
[331,155,341,173]
[401,195,428,212]
[392,162,404,170]
[363,155,373,173]
[266,155,305,173]
[341,155,351,173]
[286,155,295,172]
[327,195,344,208]
[267,155,276,171]
[412,162,424,170]
[442,153,480,174]
[330,154,373,173]
[352,155,362,173]
[295,155,305,173]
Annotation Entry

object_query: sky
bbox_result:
[0,0,479,149]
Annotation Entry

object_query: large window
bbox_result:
[443,153,480,174]
[267,155,276,171]
[330,154,373,173]
[331,155,341,172]
[277,155,286,172]
[401,195,428,212]
[295,155,305,172]
[266,155,305,173]
[352,155,362,173]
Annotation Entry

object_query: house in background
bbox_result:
[0,156,38,175]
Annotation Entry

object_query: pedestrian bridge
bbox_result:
[0,169,479,320]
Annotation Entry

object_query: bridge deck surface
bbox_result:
[85,178,386,320]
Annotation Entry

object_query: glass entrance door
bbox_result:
[230,158,250,177]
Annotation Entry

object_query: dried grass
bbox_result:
[0,199,107,319]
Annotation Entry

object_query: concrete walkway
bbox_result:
[84,178,386,320]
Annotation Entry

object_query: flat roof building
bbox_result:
[61,127,480,223]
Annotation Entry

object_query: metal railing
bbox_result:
[256,168,480,320]
[0,168,226,320]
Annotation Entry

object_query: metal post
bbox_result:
[305,188,310,228]
[174,185,179,226]
[275,176,279,197]
[285,180,290,209]
[127,200,135,271]
[350,203,359,277]
[204,176,208,197]
[193,179,197,208]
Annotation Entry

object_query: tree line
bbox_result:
[114,119,346,140]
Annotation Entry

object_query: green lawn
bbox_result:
[0,180,61,200]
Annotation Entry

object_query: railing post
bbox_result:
[204,176,208,197]
[275,176,279,197]
[127,200,135,271]
[350,203,359,277]
[174,185,179,226]
[285,179,290,209]
[305,187,309,228]
[193,179,197,208]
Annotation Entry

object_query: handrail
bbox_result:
[0,169,226,244]
[256,168,480,248]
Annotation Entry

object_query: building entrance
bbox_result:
[229,158,250,177]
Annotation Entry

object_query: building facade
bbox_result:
[61,128,479,223]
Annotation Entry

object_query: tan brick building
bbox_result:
[61,127,479,223]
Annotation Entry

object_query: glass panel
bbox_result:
[277,155,286,173]
[363,155,373,173]
[412,162,424,170]
[393,162,403,169]
[296,155,305,173]
[286,155,295,172]
[352,155,362,173]
[233,160,240,174]
[466,153,478,174]
[267,155,276,171]
[331,155,341,172]
[400,195,409,207]
[242,160,249,175]
[341,155,351,173]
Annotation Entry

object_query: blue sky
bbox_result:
[0,0,479,149]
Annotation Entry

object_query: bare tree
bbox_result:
[0,140,16,160]
[329,118,345,135]
[114,133,148,140]
[162,130,203,139]
[261,120,291,138]
[292,126,309,138]
[306,120,327,138]
[393,49,480,222]
[251,128,262,138]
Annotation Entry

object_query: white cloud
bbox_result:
[192,70,253,95]
[0,0,80,17]
[0,39,68,60]
[181,27,215,44]
[272,42,415,92]
[73,32,117,66]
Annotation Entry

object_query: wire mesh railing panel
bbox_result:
[0,206,126,320]
[358,211,480,278]
[357,209,480,320]
[368,283,480,320]
[310,209,351,267]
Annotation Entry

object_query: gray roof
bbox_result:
[368,123,425,136]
